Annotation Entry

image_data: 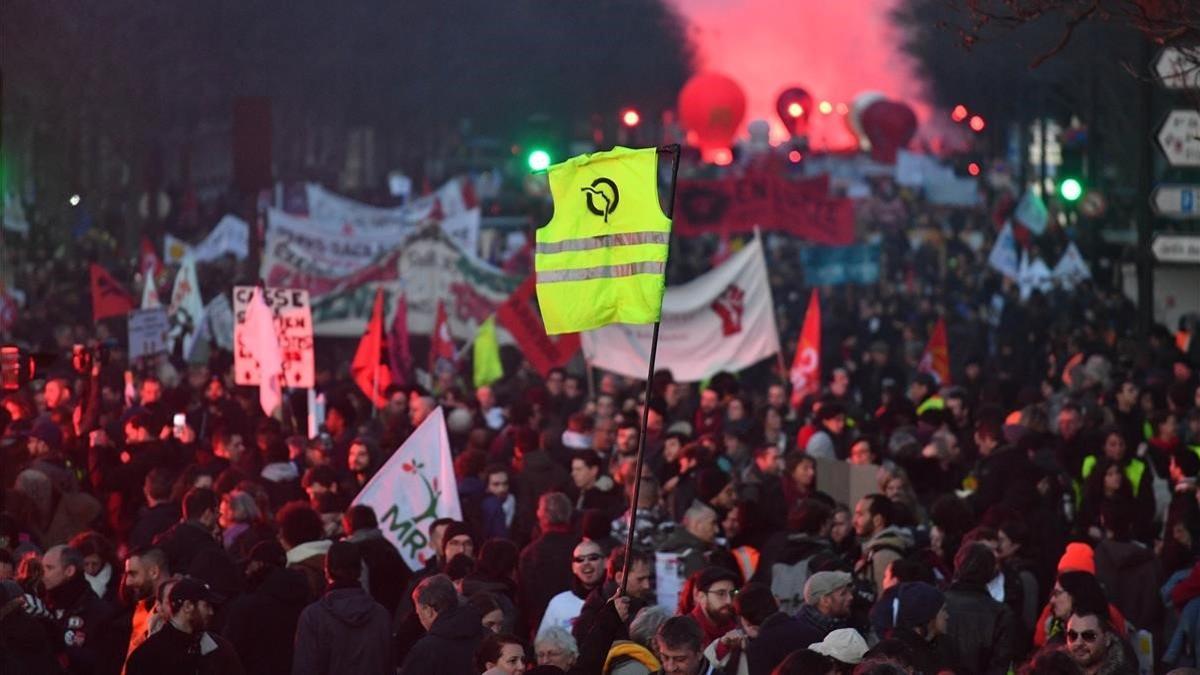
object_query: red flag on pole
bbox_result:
[139,237,163,278]
[919,317,951,385]
[351,288,391,408]
[429,300,456,378]
[90,264,135,322]
[790,289,821,408]
[387,293,412,389]
[495,275,580,377]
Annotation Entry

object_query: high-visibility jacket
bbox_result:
[1080,454,1147,497]
[535,146,671,335]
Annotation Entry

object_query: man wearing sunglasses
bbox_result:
[536,539,606,636]
[1065,610,1136,674]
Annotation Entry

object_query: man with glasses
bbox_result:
[537,539,605,635]
[688,566,740,649]
[1065,610,1136,674]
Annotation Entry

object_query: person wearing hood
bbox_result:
[400,573,485,675]
[126,576,244,675]
[1092,501,1163,635]
[943,543,1017,675]
[342,504,409,615]
[853,494,914,595]
[279,502,333,601]
[257,439,305,510]
[223,540,310,675]
[886,581,955,675]
[538,539,606,636]
[292,541,392,675]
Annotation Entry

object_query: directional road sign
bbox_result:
[1151,184,1200,219]
[1157,110,1200,167]
[1155,47,1200,90]
[1152,233,1200,265]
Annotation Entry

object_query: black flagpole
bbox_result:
[619,144,680,596]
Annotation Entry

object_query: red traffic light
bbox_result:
[969,115,986,132]
[788,149,802,163]
[967,162,981,176]
[621,108,641,127]
[951,105,968,122]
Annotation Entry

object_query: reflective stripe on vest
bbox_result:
[535,146,671,334]
[1080,455,1146,497]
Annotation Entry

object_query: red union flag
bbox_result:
[919,317,951,385]
[790,289,821,407]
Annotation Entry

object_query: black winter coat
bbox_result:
[747,611,815,675]
[42,574,119,675]
[223,567,309,675]
[349,529,411,616]
[517,525,580,639]
[943,582,1016,675]
[398,603,484,675]
[294,585,395,675]
[128,501,181,551]
[125,621,245,675]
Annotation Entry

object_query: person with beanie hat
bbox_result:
[223,540,310,675]
[888,582,954,675]
[943,543,1018,675]
[1032,551,1130,648]
[1058,542,1096,574]
[1035,570,1129,649]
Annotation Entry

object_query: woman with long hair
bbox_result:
[1075,458,1135,542]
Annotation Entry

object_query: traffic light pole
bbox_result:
[1136,37,1155,338]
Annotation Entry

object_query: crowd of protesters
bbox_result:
[2,171,1200,675]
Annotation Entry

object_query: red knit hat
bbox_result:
[1057,542,1095,574]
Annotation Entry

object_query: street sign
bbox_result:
[1157,110,1200,167]
[1152,234,1200,264]
[1154,47,1200,90]
[1151,185,1200,219]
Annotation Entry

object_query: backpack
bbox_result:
[771,558,812,616]
[852,541,912,612]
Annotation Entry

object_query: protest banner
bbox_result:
[233,286,314,388]
[128,308,169,359]
[799,243,881,286]
[673,173,854,244]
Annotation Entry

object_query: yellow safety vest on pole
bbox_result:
[535,146,672,335]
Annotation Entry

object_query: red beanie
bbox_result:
[1057,542,1095,574]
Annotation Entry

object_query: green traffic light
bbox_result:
[1059,178,1083,202]
[527,149,551,172]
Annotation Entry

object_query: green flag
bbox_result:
[473,315,503,388]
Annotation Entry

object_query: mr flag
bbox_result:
[534,146,671,334]
[352,407,462,571]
